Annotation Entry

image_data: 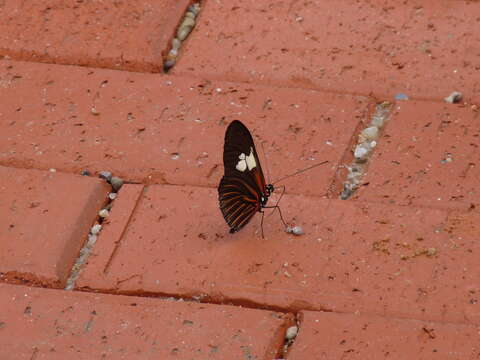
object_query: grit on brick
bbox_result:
[0,0,190,72]
[77,184,480,325]
[0,166,109,287]
[354,101,480,209]
[0,283,292,360]
[0,60,369,196]
[288,311,480,359]
[174,0,480,102]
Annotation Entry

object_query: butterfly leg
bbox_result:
[263,185,288,229]
[260,209,265,239]
[263,204,287,229]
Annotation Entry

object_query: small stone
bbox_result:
[98,209,109,218]
[341,185,355,200]
[371,115,386,129]
[184,11,196,19]
[108,192,117,200]
[286,226,304,236]
[177,25,193,41]
[172,37,182,50]
[444,91,463,104]
[427,248,437,257]
[81,170,91,176]
[110,176,124,192]
[347,170,362,182]
[87,234,98,246]
[164,59,176,72]
[181,16,196,29]
[168,48,178,57]
[354,143,371,161]
[394,93,409,101]
[360,126,379,141]
[98,171,112,182]
[49,168,57,173]
[91,224,102,235]
[91,107,100,115]
[285,326,298,340]
[188,3,201,16]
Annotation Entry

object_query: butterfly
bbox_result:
[218,120,287,236]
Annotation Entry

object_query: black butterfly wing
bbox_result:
[222,120,266,183]
[218,120,267,233]
[218,176,260,233]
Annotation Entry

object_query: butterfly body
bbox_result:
[218,120,275,233]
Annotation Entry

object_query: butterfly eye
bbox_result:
[266,184,274,195]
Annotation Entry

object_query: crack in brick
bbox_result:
[64,173,125,290]
[163,2,201,72]
[340,101,393,199]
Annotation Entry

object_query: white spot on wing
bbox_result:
[236,156,247,171]
[235,148,256,172]
[245,148,256,170]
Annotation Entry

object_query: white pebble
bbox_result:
[181,16,196,29]
[354,143,370,161]
[177,26,192,41]
[91,224,102,235]
[285,326,298,340]
[188,3,201,15]
[172,37,181,50]
[99,171,112,181]
[371,115,385,129]
[98,209,109,218]
[108,192,117,200]
[444,91,463,104]
[286,226,304,236]
[361,126,379,141]
[87,234,97,246]
[185,11,196,19]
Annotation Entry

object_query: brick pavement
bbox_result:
[0,0,479,359]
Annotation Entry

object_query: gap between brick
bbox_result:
[337,101,393,199]
[64,172,127,290]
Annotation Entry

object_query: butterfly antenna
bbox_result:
[272,160,329,185]
[260,140,272,184]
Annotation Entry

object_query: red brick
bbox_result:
[0,283,292,360]
[78,184,144,290]
[0,60,369,196]
[0,0,190,72]
[174,1,480,102]
[0,166,109,287]
[288,311,480,359]
[355,101,480,209]
[77,184,480,324]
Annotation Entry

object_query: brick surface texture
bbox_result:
[0,0,479,358]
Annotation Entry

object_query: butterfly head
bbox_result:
[260,184,274,206]
[266,184,274,196]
